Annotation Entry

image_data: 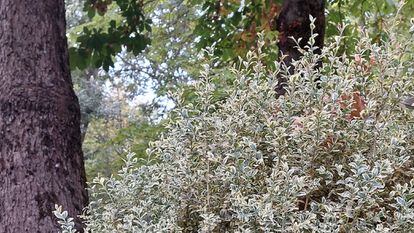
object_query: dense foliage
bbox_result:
[70,0,414,70]
[189,0,414,62]
[56,14,414,231]
[69,0,152,71]
[65,0,414,181]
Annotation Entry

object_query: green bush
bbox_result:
[57,15,414,232]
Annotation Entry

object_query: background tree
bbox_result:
[275,0,325,96]
[66,0,199,179]
[70,0,414,69]
[0,0,88,231]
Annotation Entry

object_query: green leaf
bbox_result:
[87,9,96,19]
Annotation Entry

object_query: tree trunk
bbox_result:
[0,0,88,232]
[274,0,325,96]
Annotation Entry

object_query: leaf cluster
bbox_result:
[69,0,152,71]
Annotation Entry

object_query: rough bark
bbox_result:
[0,0,88,232]
[274,0,325,96]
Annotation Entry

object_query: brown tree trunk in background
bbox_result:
[0,0,88,232]
[274,0,325,96]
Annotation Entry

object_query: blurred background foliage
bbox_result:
[65,0,414,181]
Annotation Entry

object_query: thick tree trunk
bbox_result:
[274,0,325,96]
[0,0,88,232]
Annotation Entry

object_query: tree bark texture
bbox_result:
[0,1,88,232]
[274,0,325,96]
